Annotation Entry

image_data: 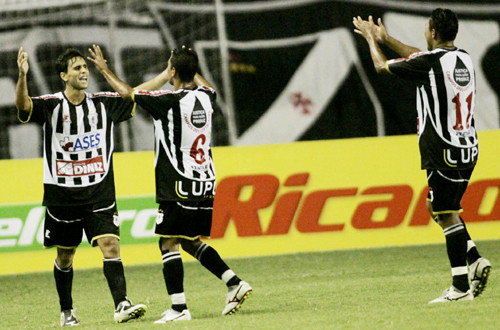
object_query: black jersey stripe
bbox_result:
[82,101,91,133]
[434,66,452,143]
[69,103,78,135]
[97,102,104,130]
[172,102,185,173]
[55,102,64,134]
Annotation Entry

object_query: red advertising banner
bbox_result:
[1,132,499,274]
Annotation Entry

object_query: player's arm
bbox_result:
[15,47,32,113]
[373,18,420,58]
[134,67,170,91]
[194,73,214,89]
[87,44,134,101]
[353,16,389,74]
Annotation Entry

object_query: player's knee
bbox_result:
[159,237,178,253]
[180,239,199,255]
[97,236,120,258]
[434,213,459,229]
[57,248,76,267]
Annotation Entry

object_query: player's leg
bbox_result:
[87,202,146,322]
[154,202,191,323]
[455,169,491,297]
[44,206,83,326]
[426,169,491,298]
[427,170,474,303]
[181,238,252,315]
[178,198,252,315]
[55,247,79,327]
[426,169,485,267]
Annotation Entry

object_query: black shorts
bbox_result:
[426,168,473,214]
[155,200,213,239]
[44,201,120,248]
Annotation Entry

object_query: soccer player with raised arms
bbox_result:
[88,44,252,322]
[15,47,147,325]
[353,9,491,302]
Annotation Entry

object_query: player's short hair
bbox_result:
[170,46,199,82]
[56,48,85,74]
[430,8,458,42]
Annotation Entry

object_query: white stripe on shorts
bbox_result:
[176,202,213,210]
[93,202,116,213]
[436,170,469,183]
[47,208,83,223]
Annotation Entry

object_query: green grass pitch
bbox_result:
[1,240,499,329]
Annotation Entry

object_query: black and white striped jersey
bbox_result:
[134,86,216,202]
[18,91,135,206]
[387,48,478,170]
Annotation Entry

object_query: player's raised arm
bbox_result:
[87,44,134,101]
[15,47,32,112]
[373,17,421,58]
[194,73,214,90]
[353,16,389,74]
[134,67,171,91]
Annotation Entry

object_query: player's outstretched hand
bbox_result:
[373,18,388,44]
[87,44,108,73]
[17,47,29,75]
[353,16,378,42]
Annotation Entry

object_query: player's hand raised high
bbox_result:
[87,44,109,73]
[17,47,29,75]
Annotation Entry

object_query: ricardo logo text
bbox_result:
[212,173,500,238]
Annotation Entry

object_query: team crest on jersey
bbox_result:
[453,57,471,87]
[88,112,98,126]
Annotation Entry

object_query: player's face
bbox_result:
[425,20,433,51]
[166,58,174,85]
[62,56,89,90]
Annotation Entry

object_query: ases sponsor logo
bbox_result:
[59,133,101,152]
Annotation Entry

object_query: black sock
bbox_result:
[171,304,187,313]
[459,217,481,264]
[192,242,231,279]
[227,275,242,287]
[54,261,73,311]
[103,258,127,308]
[161,250,187,311]
[444,223,469,292]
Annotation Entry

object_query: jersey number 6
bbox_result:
[190,134,206,165]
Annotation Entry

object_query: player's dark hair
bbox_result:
[56,48,85,74]
[430,8,458,42]
[170,46,199,82]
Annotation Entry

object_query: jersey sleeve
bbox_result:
[199,86,217,103]
[22,96,56,124]
[386,52,434,82]
[133,90,179,119]
[93,92,135,123]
